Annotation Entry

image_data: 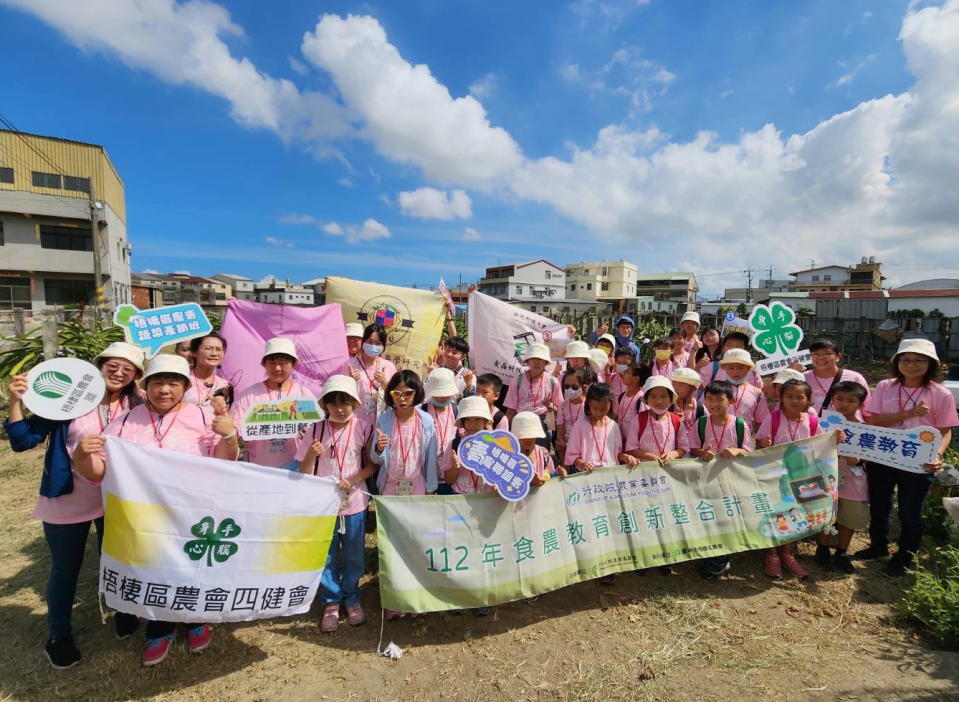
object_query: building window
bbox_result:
[602,267,608,276]
[39,224,93,251]
[0,167,13,184]
[0,276,31,309]
[811,275,819,282]
[544,270,551,279]
[44,278,94,306]
[823,274,831,281]
[586,283,592,291]
[32,171,62,189]
[515,286,523,295]
[601,283,609,291]
[63,176,90,193]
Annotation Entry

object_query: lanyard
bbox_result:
[264,380,289,401]
[618,391,639,420]
[98,396,125,431]
[644,413,672,456]
[148,402,181,448]
[783,414,802,443]
[525,372,547,409]
[810,370,833,400]
[589,419,609,464]
[732,383,748,413]
[430,404,452,449]
[358,356,379,392]
[564,400,583,427]
[707,415,728,451]
[329,418,355,477]
[192,371,216,404]
[394,411,421,470]
[899,384,924,411]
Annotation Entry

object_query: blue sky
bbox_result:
[1,0,956,298]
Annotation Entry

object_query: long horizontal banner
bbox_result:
[375,433,839,612]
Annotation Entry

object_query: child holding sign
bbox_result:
[297,375,374,632]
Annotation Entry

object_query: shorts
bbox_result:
[837,498,869,531]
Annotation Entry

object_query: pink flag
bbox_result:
[218,299,349,395]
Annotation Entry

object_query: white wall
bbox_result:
[889,297,959,317]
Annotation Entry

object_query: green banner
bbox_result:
[375,433,839,612]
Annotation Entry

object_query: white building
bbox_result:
[564,260,637,300]
[478,260,566,300]
[255,280,314,306]
[212,273,256,301]
[634,272,699,308]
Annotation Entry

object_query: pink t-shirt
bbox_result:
[183,370,230,408]
[231,380,315,468]
[441,445,496,494]
[556,399,585,430]
[625,411,690,455]
[339,355,398,425]
[674,396,700,430]
[804,368,869,414]
[700,365,763,390]
[756,410,823,446]
[650,358,680,377]
[686,415,756,452]
[426,404,457,456]
[838,456,868,502]
[863,379,959,431]
[523,444,555,480]
[614,389,644,439]
[504,371,563,416]
[608,372,625,398]
[295,417,371,515]
[382,412,427,496]
[493,411,509,432]
[728,383,770,429]
[564,416,622,468]
[106,402,222,456]
[672,350,690,368]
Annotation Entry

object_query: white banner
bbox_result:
[99,438,340,623]
[467,291,571,382]
[819,411,941,473]
[756,350,812,376]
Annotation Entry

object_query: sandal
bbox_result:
[320,603,340,632]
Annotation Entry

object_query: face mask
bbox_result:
[362,343,383,357]
[564,388,582,400]
[726,376,746,386]
[431,398,454,409]
[655,349,671,361]
[616,364,629,373]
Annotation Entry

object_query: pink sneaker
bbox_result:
[779,544,809,580]
[321,603,340,632]
[187,625,213,653]
[384,609,404,620]
[346,602,366,626]
[763,548,783,579]
[142,635,173,667]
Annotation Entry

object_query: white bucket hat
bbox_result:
[893,338,939,363]
[321,374,360,404]
[262,337,298,364]
[564,340,591,359]
[524,343,551,363]
[642,375,677,403]
[669,367,702,389]
[425,367,458,398]
[512,411,545,439]
[141,354,191,387]
[681,311,701,325]
[596,333,617,350]
[457,395,492,422]
[773,368,805,385]
[345,322,364,338]
[719,348,755,369]
[95,341,145,374]
[588,348,609,374]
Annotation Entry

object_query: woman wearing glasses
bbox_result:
[4,342,144,669]
[183,333,231,408]
[230,337,317,470]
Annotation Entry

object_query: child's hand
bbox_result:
[619,453,638,467]
[922,459,941,474]
[596,323,608,336]
[464,369,475,388]
[350,368,362,381]
[578,460,596,473]
[337,477,352,491]
[77,435,105,457]
[373,369,387,386]
[788,360,805,371]
[719,447,744,458]
[834,430,845,445]
[451,452,462,470]
[310,440,327,457]
[531,474,546,487]
[375,428,389,452]
[847,456,860,465]
[699,449,716,462]
[7,374,27,401]
[556,466,569,478]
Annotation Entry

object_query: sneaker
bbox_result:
[780,547,809,580]
[832,552,855,574]
[321,603,341,632]
[883,557,908,578]
[814,545,832,568]
[384,609,404,621]
[187,625,212,653]
[852,545,889,561]
[658,565,676,576]
[44,636,81,670]
[142,635,174,667]
[763,549,783,579]
[699,562,731,581]
[473,607,491,617]
[114,612,139,641]
[345,602,366,627]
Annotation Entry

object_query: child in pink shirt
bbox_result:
[649,337,680,378]
[608,347,636,397]
[513,411,556,482]
[669,368,705,431]
[297,375,374,632]
[339,323,398,426]
[625,376,689,466]
[614,364,649,441]
[475,374,509,432]
[555,368,588,463]
[504,344,563,420]
[564,383,632,473]
[668,327,690,369]
[718,349,770,432]
[699,332,763,390]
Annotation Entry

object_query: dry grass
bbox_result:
[1,442,958,702]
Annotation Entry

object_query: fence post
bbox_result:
[42,310,59,360]
[12,308,24,337]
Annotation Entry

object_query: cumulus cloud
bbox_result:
[322,218,391,243]
[397,187,472,220]
[462,227,483,242]
[469,72,497,99]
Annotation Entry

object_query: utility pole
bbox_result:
[88,184,105,321]
[743,267,754,304]
[766,265,773,288]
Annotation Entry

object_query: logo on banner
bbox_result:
[357,295,415,344]
[33,370,73,399]
[749,301,803,358]
[184,517,241,567]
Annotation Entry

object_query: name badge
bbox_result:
[394,479,413,496]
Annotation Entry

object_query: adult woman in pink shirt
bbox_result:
[5,342,144,669]
[74,354,240,667]
[855,339,958,577]
[339,323,397,426]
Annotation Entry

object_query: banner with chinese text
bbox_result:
[376,433,838,612]
[99,437,339,622]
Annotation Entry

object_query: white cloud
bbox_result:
[277,213,318,225]
[259,274,278,284]
[337,176,353,187]
[288,56,308,75]
[173,269,191,275]
[469,72,497,99]
[264,236,293,247]
[300,14,523,185]
[560,63,584,82]
[322,218,391,244]
[397,187,472,220]
[141,268,160,274]
[827,54,877,89]
[462,227,483,242]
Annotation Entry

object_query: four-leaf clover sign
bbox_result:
[184,516,241,567]
[748,301,804,358]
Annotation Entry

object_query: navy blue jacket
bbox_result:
[5,416,74,498]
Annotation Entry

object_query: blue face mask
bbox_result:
[431,398,454,408]
[726,376,746,386]
[362,343,383,357]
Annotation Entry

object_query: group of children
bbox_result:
[7,312,957,670]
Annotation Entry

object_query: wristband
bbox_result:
[221,429,237,440]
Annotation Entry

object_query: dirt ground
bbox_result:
[1,443,958,702]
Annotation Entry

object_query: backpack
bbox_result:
[492,408,506,429]
[513,372,556,408]
[817,368,845,415]
[697,415,746,449]
[770,409,819,443]
[636,410,681,449]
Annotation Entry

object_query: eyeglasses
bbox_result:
[389,389,416,399]
[102,362,136,377]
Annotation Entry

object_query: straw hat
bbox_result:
[425,367,458,398]
[457,395,492,422]
[642,375,677,403]
[95,341,145,374]
[893,338,939,363]
[261,337,298,364]
[773,368,805,385]
[719,348,755,368]
[345,322,364,338]
[669,367,702,388]
[681,311,701,325]
[512,411,545,439]
[564,340,590,359]
[523,343,551,363]
[141,354,191,387]
[321,374,360,403]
